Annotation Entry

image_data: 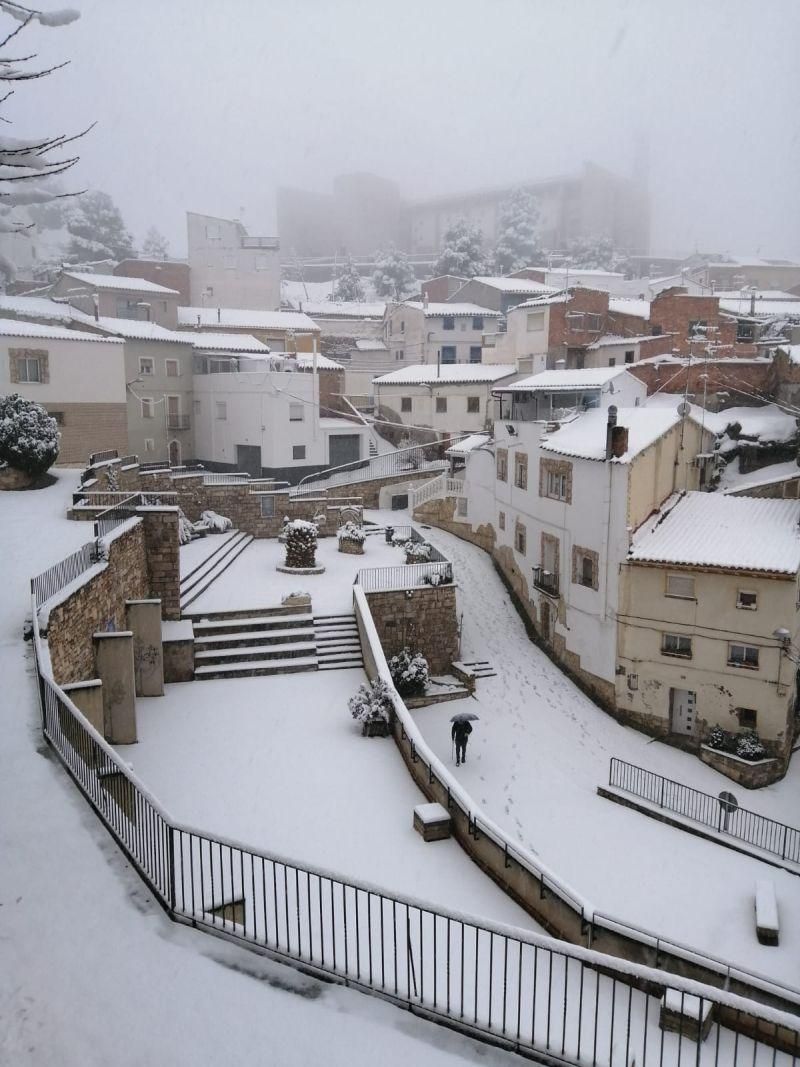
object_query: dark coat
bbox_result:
[451,720,473,744]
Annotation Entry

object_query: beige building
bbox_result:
[384,300,500,366]
[617,493,800,768]
[187,211,280,311]
[177,306,320,354]
[50,271,181,328]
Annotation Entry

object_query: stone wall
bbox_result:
[47,523,149,685]
[365,584,458,673]
[413,496,496,553]
[50,404,129,467]
[141,509,181,620]
[699,746,785,788]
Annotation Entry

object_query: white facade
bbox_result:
[0,322,125,403]
[385,301,500,366]
[188,212,280,311]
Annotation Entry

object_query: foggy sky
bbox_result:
[18,0,800,260]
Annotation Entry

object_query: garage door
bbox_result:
[236,444,262,479]
[328,434,361,468]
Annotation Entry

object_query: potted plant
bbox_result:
[337,520,366,555]
[349,678,393,737]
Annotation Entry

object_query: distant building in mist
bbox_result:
[187,211,280,310]
[277,162,649,261]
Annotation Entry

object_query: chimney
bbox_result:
[605,405,618,460]
[610,424,629,459]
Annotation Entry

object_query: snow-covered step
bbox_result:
[195,654,319,680]
[180,530,244,586]
[452,659,497,680]
[195,640,318,666]
[180,533,254,610]
[194,626,317,650]
[180,531,250,595]
[191,612,314,635]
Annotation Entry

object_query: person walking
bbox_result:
[451,718,472,766]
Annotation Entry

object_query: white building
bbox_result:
[177,305,320,353]
[187,211,280,311]
[384,301,501,366]
[49,271,181,329]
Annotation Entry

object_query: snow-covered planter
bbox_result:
[392,531,411,547]
[349,678,393,737]
[337,520,366,554]
[200,509,233,533]
[405,540,432,563]
[388,647,429,698]
[284,518,318,568]
[0,393,59,481]
[422,570,448,587]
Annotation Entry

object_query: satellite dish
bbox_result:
[677,400,691,416]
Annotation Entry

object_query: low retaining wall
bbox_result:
[364,584,459,674]
[700,745,784,788]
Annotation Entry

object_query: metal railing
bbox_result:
[608,758,800,865]
[93,496,140,540]
[30,609,800,1064]
[202,471,251,485]
[88,448,119,466]
[119,454,138,468]
[409,473,447,510]
[533,566,560,598]
[73,491,179,509]
[31,543,97,606]
[355,561,453,593]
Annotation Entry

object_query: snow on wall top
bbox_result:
[0,294,97,328]
[609,297,650,319]
[295,352,344,370]
[629,491,800,574]
[297,300,386,319]
[374,363,516,385]
[780,343,800,364]
[354,338,388,352]
[645,396,797,443]
[540,405,682,464]
[0,318,123,344]
[188,331,270,353]
[94,317,195,343]
[446,433,491,455]
[719,298,800,319]
[402,301,500,318]
[497,366,633,392]
[62,271,180,296]
[587,333,658,349]
[178,306,319,332]
[470,276,558,294]
[510,292,571,310]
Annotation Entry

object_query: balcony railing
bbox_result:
[533,566,559,597]
[166,414,191,430]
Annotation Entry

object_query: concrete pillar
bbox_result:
[126,599,164,696]
[93,631,137,744]
[61,679,104,733]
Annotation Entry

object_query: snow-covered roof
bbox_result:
[93,317,194,344]
[61,271,179,296]
[402,301,500,318]
[713,290,796,301]
[0,294,97,327]
[609,297,650,319]
[0,318,123,344]
[511,292,571,311]
[295,352,344,370]
[299,301,386,319]
[446,433,491,456]
[540,406,683,464]
[778,343,800,364]
[373,363,516,386]
[587,334,656,349]
[496,366,633,392]
[470,276,558,294]
[177,307,320,332]
[354,338,388,352]
[645,396,797,443]
[629,492,800,574]
[541,267,625,279]
[719,298,800,320]
[189,331,270,354]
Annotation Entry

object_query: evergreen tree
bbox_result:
[66,190,136,263]
[564,235,632,275]
[332,253,365,302]
[372,244,417,301]
[0,393,59,475]
[434,218,488,278]
[142,226,170,259]
[493,188,542,274]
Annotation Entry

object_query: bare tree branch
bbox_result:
[0,11,31,48]
[0,59,69,80]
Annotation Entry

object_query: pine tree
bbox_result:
[332,253,365,302]
[142,227,170,259]
[434,218,488,278]
[0,393,59,475]
[493,188,541,274]
[564,235,632,274]
[372,244,416,301]
[66,190,136,263]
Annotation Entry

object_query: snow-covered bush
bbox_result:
[337,520,365,543]
[0,393,59,476]
[392,531,412,547]
[349,678,393,734]
[200,509,233,533]
[736,731,767,762]
[106,465,120,492]
[422,570,448,587]
[405,540,432,563]
[388,647,429,697]
[285,518,318,568]
[177,508,195,545]
[705,725,737,753]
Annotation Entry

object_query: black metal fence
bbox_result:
[31,543,97,606]
[608,758,800,865]
[88,448,118,466]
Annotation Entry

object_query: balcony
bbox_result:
[167,414,191,430]
[532,566,559,598]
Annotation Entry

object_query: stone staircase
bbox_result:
[180,531,254,612]
[368,438,379,457]
[314,614,364,671]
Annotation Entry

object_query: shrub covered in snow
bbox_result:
[0,393,59,476]
[392,531,411,547]
[200,509,233,533]
[388,647,429,697]
[285,518,318,568]
[177,508,195,545]
[705,724,730,751]
[422,570,448,587]
[337,520,365,544]
[405,540,432,563]
[736,731,768,762]
[349,678,393,731]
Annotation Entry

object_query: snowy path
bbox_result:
[395,513,800,988]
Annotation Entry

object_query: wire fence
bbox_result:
[608,758,800,865]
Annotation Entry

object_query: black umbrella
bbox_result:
[450,712,479,722]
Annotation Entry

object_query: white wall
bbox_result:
[0,334,126,403]
[375,380,498,435]
[188,213,280,311]
[385,304,491,365]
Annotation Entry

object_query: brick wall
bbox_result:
[365,585,459,673]
[49,404,129,466]
[627,359,776,405]
[548,289,610,349]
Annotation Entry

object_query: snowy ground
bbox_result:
[719,456,800,492]
[401,514,800,989]
[0,475,525,1066]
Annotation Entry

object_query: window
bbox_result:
[496,448,508,481]
[165,359,180,378]
[651,325,663,336]
[547,471,567,499]
[728,643,759,669]
[469,346,482,364]
[215,401,227,420]
[389,321,393,336]
[472,316,484,331]
[224,254,236,270]
[205,223,221,240]
[293,445,306,460]
[737,590,757,610]
[515,523,527,554]
[193,400,201,415]
[527,312,545,332]
[436,397,447,413]
[456,496,468,516]
[608,357,616,366]
[499,510,506,530]
[48,410,64,425]
[572,547,598,590]
[141,398,154,419]
[139,356,154,376]
[289,403,304,422]
[514,451,528,490]
[737,322,755,343]
[442,315,455,331]
[539,458,572,503]
[16,355,41,382]
[255,254,271,271]
[395,350,404,361]
[624,350,634,364]
[666,574,695,599]
[467,396,480,414]
[144,438,155,452]
[662,633,692,658]
[688,319,708,338]
[441,346,456,363]
[401,397,412,412]
[260,495,275,518]
[400,320,405,333]
[737,708,758,729]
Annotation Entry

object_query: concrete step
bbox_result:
[316,641,361,655]
[195,654,319,680]
[318,656,364,670]
[180,530,246,589]
[315,634,359,646]
[195,641,318,665]
[180,531,250,595]
[180,533,254,610]
[195,626,317,650]
[185,605,312,623]
[191,612,315,635]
